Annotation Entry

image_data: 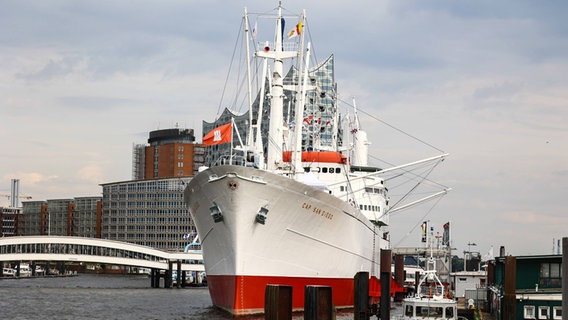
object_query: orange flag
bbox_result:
[202,122,232,146]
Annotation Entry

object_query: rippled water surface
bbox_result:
[0,274,227,320]
[0,274,367,319]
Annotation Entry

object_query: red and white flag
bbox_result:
[202,122,232,146]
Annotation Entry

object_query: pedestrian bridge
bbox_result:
[0,236,204,272]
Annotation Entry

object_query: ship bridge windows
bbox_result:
[365,187,384,194]
[360,204,381,212]
[304,166,342,174]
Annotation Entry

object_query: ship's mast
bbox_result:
[244,7,254,148]
[256,3,298,171]
[291,11,308,179]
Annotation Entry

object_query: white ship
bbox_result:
[184,2,448,316]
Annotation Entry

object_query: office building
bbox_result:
[0,207,23,236]
[21,198,102,238]
[100,177,194,252]
[132,128,205,180]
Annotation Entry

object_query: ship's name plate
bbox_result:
[301,202,334,220]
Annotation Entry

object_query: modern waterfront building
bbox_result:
[17,178,194,253]
[73,197,102,238]
[0,207,23,236]
[132,127,205,180]
[10,126,200,252]
[21,198,102,238]
[100,177,195,252]
[203,55,339,166]
[20,201,47,236]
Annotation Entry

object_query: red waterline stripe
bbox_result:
[207,274,354,315]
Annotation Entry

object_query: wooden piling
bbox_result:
[176,261,181,288]
[562,237,567,320]
[304,285,333,320]
[265,284,293,320]
[503,256,516,320]
[380,249,392,320]
[150,268,160,288]
[394,255,405,302]
[165,261,173,288]
[354,271,369,320]
[414,271,421,295]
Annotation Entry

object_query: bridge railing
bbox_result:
[0,236,204,271]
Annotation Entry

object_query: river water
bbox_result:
[0,274,366,319]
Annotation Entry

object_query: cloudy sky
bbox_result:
[1,1,567,257]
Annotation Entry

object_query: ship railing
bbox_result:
[256,41,298,54]
[214,154,257,168]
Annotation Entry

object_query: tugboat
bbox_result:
[399,255,457,319]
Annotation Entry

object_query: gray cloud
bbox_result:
[1,0,567,256]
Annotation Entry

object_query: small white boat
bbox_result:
[398,259,457,320]
[34,265,46,276]
[2,267,16,277]
[18,263,32,277]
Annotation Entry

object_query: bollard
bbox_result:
[354,272,369,320]
[304,285,333,320]
[265,284,293,320]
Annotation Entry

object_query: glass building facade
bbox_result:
[101,177,195,252]
[203,55,339,166]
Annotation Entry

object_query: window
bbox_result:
[416,306,443,317]
[539,306,550,319]
[405,305,414,317]
[540,263,562,287]
[553,307,562,320]
[525,306,536,319]
[445,307,454,319]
